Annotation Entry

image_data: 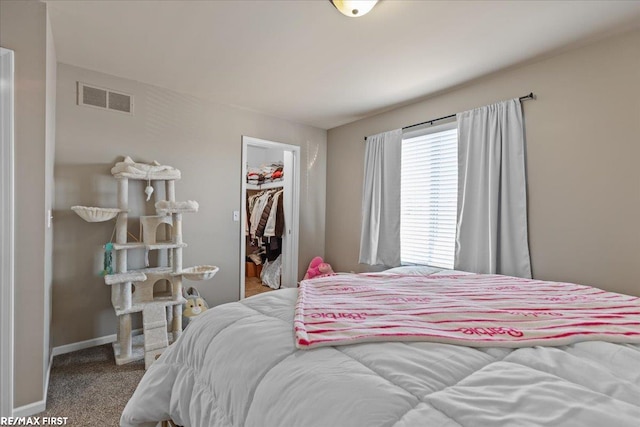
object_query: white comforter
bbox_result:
[121,287,640,427]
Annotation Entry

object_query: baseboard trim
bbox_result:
[12,399,46,418]
[11,349,53,417]
[43,350,53,405]
[52,329,144,357]
[52,334,117,357]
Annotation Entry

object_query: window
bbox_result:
[400,123,458,268]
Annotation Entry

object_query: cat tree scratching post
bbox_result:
[116,177,132,358]
[173,210,183,338]
[71,156,218,369]
[154,180,174,331]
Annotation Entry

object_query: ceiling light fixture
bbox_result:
[330,0,378,18]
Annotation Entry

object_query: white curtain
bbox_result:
[359,129,402,266]
[455,99,532,278]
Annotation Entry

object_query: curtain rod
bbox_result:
[364,92,535,141]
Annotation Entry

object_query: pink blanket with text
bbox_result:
[294,273,640,349]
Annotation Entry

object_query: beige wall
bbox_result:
[53,63,327,347]
[326,29,640,297]
[0,0,55,409]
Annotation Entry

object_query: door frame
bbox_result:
[240,136,300,299]
[0,47,15,417]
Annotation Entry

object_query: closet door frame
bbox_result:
[0,47,15,417]
[240,136,300,299]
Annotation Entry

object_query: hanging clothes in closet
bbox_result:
[246,188,285,265]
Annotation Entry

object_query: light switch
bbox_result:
[233,210,240,222]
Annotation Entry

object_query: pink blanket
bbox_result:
[294,273,640,349]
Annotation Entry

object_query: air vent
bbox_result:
[77,82,133,114]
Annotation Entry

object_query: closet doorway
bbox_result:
[240,136,300,299]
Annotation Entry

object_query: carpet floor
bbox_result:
[38,344,145,426]
[245,275,276,297]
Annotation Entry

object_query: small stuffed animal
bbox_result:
[183,287,209,328]
[303,256,335,280]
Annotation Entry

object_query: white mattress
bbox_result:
[121,287,640,427]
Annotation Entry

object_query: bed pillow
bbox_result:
[380,265,443,276]
[431,269,473,276]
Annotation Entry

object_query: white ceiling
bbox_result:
[45,0,640,130]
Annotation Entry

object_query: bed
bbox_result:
[120,268,640,427]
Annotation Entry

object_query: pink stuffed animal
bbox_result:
[303,256,335,280]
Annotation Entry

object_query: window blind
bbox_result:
[400,126,458,269]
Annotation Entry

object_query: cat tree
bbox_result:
[72,156,218,369]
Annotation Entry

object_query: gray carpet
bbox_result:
[38,344,145,426]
